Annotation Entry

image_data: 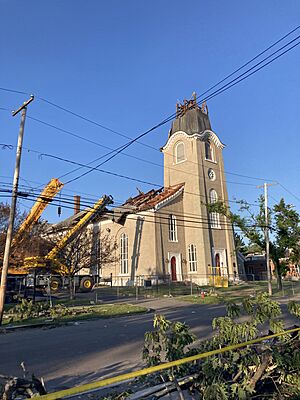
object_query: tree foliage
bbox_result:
[55,229,117,299]
[209,197,300,289]
[0,202,51,265]
[0,202,26,255]
[143,295,300,399]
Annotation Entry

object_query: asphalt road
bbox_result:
[0,297,298,391]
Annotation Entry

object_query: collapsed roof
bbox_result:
[111,183,184,223]
[46,183,184,231]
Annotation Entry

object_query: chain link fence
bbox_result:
[94,273,300,300]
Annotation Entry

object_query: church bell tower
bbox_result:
[161,94,236,284]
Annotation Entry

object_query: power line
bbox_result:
[27,115,161,173]
[0,142,160,187]
[2,182,239,227]
[1,25,299,184]
[0,48,295,189]
[269,194,281,204]
[62,35,300,184]
[0,29,298,222]
[0,142,259,191]
[193,25,300,101]
[2,24,299,147]
[2,104,272,183]
[23,115,276,184]
[0,191,263,232]
[0,185,246,224]
[278,183,300,204]
[0,144,261,208]
[0,88,29,96]
[202,36,300,104]
[0,183,258,224]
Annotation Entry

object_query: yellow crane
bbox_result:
[5,178,64,276]
[24,195,113,292]
[12,178,64,249]
[2,179,63,302]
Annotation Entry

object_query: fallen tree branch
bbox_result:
[249,353,272,390]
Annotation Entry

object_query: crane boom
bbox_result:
[22,194,113,292]
[46,195,112,261]
[12,178,64,247]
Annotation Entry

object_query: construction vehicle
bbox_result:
[24,195,113,293]
[11,178,64,250]
[1,179,64,298]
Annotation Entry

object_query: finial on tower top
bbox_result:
[175,92,201,118]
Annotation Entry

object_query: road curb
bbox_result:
[0,308,154,333]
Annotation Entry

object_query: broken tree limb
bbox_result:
[249,353,272,390]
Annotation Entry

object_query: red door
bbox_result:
[215,253,221,276]
[171,256,177,281]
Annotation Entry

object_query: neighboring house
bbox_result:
[93,96,237,285]
[244,254,269,280]
[287,264,300,279]
[244,253,300,281]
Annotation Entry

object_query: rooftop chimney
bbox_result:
[74,195,81,215]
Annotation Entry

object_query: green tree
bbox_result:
[142,296,300,399]
[233,232,248,256]
[55,230,117,299]
[0,201,26,256]
[272,199,300,289]
[0,202,51,267]
[209,197,300,291]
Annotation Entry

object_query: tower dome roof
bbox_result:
[169,95,211,137]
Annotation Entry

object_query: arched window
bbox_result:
[205,141,214,161]
[188,244,197,272]
[209,189,220,229]
[175,142,185,164]
[120,233,128,274]
[168,214,177,242]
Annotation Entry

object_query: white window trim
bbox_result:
[205,158,217,164]
[168,252,183,281]
[210,212,221,229]
[174,142,186,165]
[168,214,178,242]
[212,248,228,276]
[119,233,129,275]
[174,158,187,165]
[209,189,221,229]
[205,142,217,163]
[188,244,198,273]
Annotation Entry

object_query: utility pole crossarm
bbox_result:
[12,95,34,117]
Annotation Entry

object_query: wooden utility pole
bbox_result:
[257,182,277,296]
[0,96,34,325]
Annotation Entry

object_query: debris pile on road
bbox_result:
[0,363,46,399]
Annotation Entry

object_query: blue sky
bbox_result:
[1,0,300,222]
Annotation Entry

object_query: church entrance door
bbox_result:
[215,253,221,276]
[171,256,177,281]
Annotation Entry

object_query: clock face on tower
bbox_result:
[208,168,216,181]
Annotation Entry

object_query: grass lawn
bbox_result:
[178,280,300,304]
[177,294,221,305]
[52,298,94,306]
[2,303,148,327]
[95,280,300,304]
